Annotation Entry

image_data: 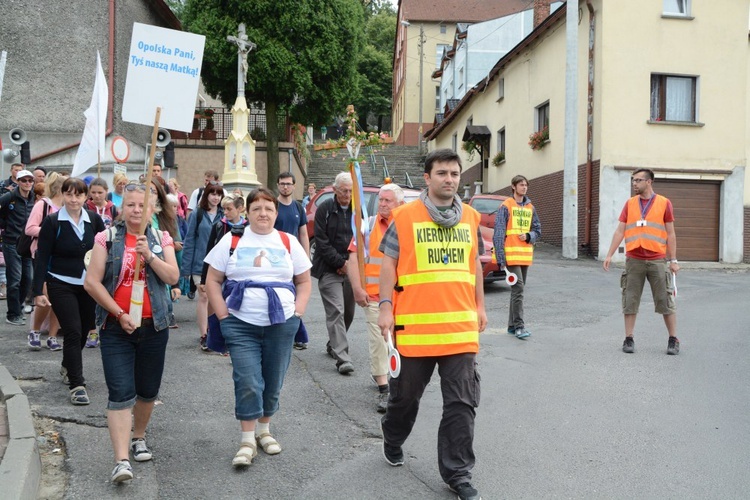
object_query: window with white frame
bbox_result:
[497,128,506,156]
[440,24,447,34]
[498,78,505,100]
[663,0,690,16]
[650,74,697,122]
[535,102,550,132]
[435,86,440,110]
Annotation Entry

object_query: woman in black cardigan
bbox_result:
[33,178,105,405]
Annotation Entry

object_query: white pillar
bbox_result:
[562,0,579,259]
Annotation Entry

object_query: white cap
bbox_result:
[16,170,34,180]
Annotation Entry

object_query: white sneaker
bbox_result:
[111,460,133,483]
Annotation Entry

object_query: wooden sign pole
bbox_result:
[130,106,161,326]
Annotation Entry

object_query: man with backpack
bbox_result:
[274,172,310,349]
[186,169,227,217]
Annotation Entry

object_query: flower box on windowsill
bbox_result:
[188,129,202,139]
[202,129,217,140]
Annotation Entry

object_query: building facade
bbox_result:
[392,0,535,146]
[425,0,750,263]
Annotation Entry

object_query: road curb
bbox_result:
[0,364,40,500]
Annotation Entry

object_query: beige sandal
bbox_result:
[256,432,282,455]
[232,441,257,467]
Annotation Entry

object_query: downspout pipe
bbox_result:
[584,0,595,248]
[32,0,116,163]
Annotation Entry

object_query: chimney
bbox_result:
[533,0,553,28]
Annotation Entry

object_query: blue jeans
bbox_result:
[2,242,32,319]
[100,319,169,410]
[220,314,299,421]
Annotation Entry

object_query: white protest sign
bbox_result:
[122,23,205,132]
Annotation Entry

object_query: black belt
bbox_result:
[106,316,154,329]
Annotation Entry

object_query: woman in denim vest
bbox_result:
[84,184,179,483]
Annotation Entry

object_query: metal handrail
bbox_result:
[404,172,413,188]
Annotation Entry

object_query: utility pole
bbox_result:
[418,24,425,153]
[562,0,579,258]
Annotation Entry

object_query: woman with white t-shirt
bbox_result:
[204,187,312,468]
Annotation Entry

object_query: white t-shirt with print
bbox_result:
[204,227,312,326]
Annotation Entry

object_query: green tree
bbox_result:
[352,8,395,132]
[182,0,365,184]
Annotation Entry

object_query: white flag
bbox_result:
[72,51,108,178]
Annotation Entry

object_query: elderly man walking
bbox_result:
[311,172,356,374]
[348,183,405,412]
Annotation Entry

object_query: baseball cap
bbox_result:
[16,170,34,180]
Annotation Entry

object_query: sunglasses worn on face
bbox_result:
[17,178,33,183]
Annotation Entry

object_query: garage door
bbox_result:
[655,179,720,261]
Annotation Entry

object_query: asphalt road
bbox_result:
[1,246,749,499]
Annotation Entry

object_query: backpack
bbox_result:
[17,201,51,258]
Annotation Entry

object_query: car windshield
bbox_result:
[471,198,503,214]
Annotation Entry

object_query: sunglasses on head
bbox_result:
[208,181,223,186]
[124,183,147,192]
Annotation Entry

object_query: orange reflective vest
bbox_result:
[363,215,389,297]
[502,198,535,266]
[391,201,480,357]
[624,195,668,254]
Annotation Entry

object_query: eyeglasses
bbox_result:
[17,178,34,184]
[278,182,294,187]
[631,178,648,184]
[124,183,147,192]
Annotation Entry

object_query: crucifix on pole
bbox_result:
[226,23,256,98]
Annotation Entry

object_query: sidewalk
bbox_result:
[0,363,40,499]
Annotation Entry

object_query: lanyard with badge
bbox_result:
[636,195,655,227]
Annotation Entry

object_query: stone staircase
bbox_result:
[306,145,426,190]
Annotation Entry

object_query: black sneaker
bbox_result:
[131,438,153,462]
[450,482,482,500]
[200,336,209,352]
[382,440,404,466]
[622,337,635,353]
[667,336,680,355]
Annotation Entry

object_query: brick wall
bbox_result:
[744,206,750,263]
[491,161,600,257]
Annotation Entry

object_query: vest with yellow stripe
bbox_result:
[363,216,388,297]
[623,194,668,254]
[391,201,480,357]
[502,197,535,266]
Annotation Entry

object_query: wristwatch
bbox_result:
[669,259,678,264]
